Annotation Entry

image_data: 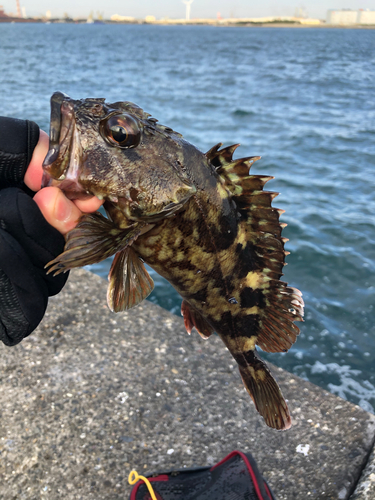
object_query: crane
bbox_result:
[15,0,21,17]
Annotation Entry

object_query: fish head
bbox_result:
[42,92,196,222]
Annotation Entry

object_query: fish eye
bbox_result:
[100,114,141,149]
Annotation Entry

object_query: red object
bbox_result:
[129,450,276,500]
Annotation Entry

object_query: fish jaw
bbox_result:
[42,93,91,200]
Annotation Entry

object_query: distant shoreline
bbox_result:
[0,18,374,29]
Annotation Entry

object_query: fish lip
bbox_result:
[42,93,87,198]
[42,91,70,169]
[43,93,76,181]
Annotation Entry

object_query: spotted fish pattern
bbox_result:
[44,92,304,430]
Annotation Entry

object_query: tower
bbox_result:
[182,0,194,21]
[15,0,21,17]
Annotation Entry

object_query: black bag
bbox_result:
[129,450,276,500]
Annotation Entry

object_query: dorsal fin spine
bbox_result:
[205,142,223,159]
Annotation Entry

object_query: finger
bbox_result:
[73,196,104,213]
[24,130,49,192]
[33,186,82,235]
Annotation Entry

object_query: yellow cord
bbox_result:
[128,470,158,500]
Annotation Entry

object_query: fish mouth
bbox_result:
[42,92,91,200]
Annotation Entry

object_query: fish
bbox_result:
[43,91,304,430]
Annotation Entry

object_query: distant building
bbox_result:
[110,14,135,22]
[327,9,375,25]
[358,10,375,24]
[0,5,10,18]
[299,18,321,25]
[327,10,357,25]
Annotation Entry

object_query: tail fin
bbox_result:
[237,351,291,430]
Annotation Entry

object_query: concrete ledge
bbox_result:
[1,269,374,499]
[351,448,375,500]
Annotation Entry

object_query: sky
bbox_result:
[3,0,375,21]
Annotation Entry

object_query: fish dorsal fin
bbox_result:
[206,143,261,178]
[208,144,304,353]
[207,144,267,200]
[206,144,280,239]
[181,300,214,340]
[107,247,154,312]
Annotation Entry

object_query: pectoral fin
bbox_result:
[46,212,140,275]
[107,247,154,312]
[181,300,214,339]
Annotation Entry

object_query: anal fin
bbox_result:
[181,300,214,339]
[107,247,154,312]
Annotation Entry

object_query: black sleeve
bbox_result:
[0,117,40,189]
[0,117,68,346]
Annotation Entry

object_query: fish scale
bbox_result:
[43,92,304,430]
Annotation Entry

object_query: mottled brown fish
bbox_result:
[43,92,304,430]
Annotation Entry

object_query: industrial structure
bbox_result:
[182,0,194,21]
[0,3,33,21]
[0,3,375,26]
[327,9,375,25]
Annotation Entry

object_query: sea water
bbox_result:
[0,23,374,412]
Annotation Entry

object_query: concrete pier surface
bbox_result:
[1,269,375,500]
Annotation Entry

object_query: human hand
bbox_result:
[24,129,103,235]
[0,117,102,345]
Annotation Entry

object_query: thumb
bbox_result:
[33,187,82,235]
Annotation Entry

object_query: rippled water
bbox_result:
[1,24,374,411]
